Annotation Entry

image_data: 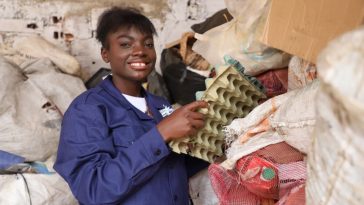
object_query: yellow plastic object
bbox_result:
[169,65,266,162]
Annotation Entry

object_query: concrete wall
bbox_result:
[0,0,225,80]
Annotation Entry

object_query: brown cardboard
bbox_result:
[260,0,364,63]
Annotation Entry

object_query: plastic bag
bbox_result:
[189,169,219,205]
[223,81,318,169]
[0,57,85,161]
[288,56,317,91]
[0,173,77,205]
[193,0,291,76]
[13,35,81,76]
[161,48,206,105]
[307,26,364,205]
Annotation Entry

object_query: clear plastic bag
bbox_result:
[192,0,291,76]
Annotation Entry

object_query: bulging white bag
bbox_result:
[0,57,85,161]
[0,173,77,205]
[222,81,318,169]
[307,26,364,205]
[13,35,81,76]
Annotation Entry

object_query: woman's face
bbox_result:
[101,26,156,85]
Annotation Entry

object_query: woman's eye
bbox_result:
[145,43,154,48]
[120,43,131,48]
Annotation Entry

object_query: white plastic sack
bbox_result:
[0,173,77,205]
[0,57,85,161]
[222,92,292,169]
[270,80,319,153]
[13,35,81,76]
[307,26,364,205]
[222,81,318,169]
[288,56,317,91]
[20,58,86,114]
[193,0,290,76]
[189,169,219,205]
[224,0,268,31]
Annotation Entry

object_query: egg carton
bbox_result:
[169,58,266,162]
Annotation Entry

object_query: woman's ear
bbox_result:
[101,47,109,63]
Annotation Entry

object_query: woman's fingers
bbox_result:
[190,118,205,129]
[184,111,205,120]
[183,100,208,112]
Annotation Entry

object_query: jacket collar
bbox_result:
[100,75,164,120]
[100,75,132,110]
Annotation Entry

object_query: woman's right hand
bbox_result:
[156,100,208,142]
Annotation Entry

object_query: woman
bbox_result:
[54,7,209,205]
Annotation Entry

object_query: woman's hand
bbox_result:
[157,100,208,142]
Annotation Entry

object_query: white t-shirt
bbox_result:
[122,93,147,113]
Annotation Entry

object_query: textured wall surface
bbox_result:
[0,0,224,80]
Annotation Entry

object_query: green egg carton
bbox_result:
[169,57,266,162]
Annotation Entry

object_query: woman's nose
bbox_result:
[132,44,145,56]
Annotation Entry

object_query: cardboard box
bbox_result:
[260,0,364,63]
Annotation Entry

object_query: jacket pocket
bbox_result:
[112,126,136,148]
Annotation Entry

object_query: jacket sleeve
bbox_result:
[54,103,170,205]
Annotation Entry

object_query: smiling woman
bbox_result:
[53,6,209,205]
[101,26,156,96]
[97,8,157,96]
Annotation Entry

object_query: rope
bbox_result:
[19,173,32,205]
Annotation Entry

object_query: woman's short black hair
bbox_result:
[96,7,157,49]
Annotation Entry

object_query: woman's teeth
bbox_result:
[131,62,146,67]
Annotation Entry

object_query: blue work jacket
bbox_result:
[54,76,208,205]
